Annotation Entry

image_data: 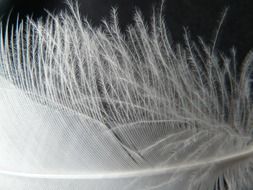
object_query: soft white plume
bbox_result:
[0,2,253,190]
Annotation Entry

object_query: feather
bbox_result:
[0,2,253,190]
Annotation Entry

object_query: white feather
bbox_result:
[0,2,253,190]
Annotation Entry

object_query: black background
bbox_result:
[3,0,253,61]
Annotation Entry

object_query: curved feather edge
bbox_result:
[0,144,253,179]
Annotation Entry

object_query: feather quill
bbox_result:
[0,2,253,190]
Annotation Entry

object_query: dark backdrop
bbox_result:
[2,0,253,61]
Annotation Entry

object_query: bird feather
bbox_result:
[0,2,253,190]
